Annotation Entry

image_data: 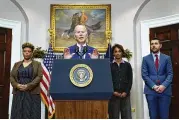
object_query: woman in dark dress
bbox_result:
[10,42,42,119]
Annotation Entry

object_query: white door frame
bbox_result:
[0,18,21,118]
[140,14,179,118]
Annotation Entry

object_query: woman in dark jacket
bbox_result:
[108,44,133,119]
[10,42,42,119]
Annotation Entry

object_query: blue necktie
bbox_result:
[80,45,84,53]
[79,45,84,58]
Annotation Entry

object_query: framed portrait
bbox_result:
[50,4,111,52]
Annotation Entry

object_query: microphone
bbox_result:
[75,46,88,59]
[75,46,83,58]
[75,46,79,53]
[83,46,88,54]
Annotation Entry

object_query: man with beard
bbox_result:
[141,38,173,119]
[108,44,133,119]
[63,24,99,59]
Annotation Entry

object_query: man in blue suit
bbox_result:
[141,38,173,119]
[63,25,99,59]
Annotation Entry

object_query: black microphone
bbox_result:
[75,46,88,59]
[75,46,79,53]
[75,46,83,58]
[83,46,88,54]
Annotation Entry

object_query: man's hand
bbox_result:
[153,85,159,92]
[113,91,121,97]
[157,85,166,93]
[120,92,127,98]
[63,48,75,59]
[88,49,99,59]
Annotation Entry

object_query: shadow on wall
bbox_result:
[10,0,29,41]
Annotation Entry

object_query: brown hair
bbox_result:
[22,42,35,51]
[150,38,161,44]
[112,44,126,57]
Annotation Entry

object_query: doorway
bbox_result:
[0,27,12,118]
[150,23,179,118]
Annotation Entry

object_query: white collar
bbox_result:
[77,43,87,48]
[152,51,160,57]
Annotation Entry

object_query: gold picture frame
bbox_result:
[50,4,111,52]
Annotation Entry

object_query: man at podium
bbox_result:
[63,25,99,59]
[52,25,114,119]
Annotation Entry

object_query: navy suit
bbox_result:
[68,44,95,59]
[142,53,173,119]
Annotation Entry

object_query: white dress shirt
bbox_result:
[152,51,160,62]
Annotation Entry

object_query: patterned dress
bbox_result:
[11,63,41,119]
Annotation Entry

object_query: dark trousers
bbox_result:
[108,95,132,119]
[146,94,171,119]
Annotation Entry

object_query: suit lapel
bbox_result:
[14,61,23,80]
[150,54,157,72]
[16,61,23,69]
[85,52,89,59]
[158,53,164,72]
[32,60,36,79]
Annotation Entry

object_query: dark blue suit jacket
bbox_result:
[68,44,95,59]
[141,53,173,96]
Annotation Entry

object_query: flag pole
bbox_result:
[106,30,112,61]
[48,28,53,45]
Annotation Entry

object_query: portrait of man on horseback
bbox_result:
[51,4,111,52]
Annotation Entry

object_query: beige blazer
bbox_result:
[10,60,42,94]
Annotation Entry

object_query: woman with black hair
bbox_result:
[10,42,42,119]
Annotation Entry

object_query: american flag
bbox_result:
[40,44,55,119]
[104,43,113,62]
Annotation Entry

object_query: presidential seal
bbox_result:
[69,64,93,87]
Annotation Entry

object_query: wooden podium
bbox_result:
[54,100,108,119]
[50,59,113,119]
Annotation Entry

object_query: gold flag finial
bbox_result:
[48,28,53,44]
[106,30,112,44]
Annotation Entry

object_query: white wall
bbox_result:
[136,0,179,118]
[0,0,26,50]
[138,0,179,21]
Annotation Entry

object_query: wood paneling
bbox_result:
[150,24,179,41]
[55,100,108,119]
[0,27,12,119]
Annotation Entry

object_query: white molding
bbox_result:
[140,14,179,119]
[0,18,21,118]
[0,18,21,62]
[0,18,45,119]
